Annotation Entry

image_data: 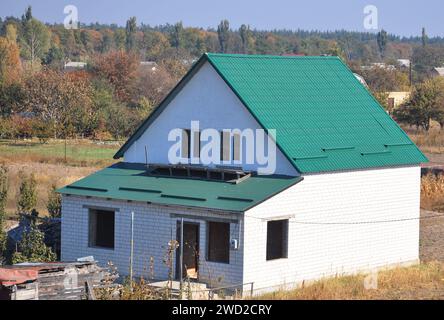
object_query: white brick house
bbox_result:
[60,53,427,294]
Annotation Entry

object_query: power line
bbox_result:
[244,213,444,225]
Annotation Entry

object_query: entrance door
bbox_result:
[176,222,199,280]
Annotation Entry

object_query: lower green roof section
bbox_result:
[57,162,303,212]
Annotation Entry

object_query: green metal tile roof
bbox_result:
[58,162,302,212]
[114,53,427,173]
[204,53,427,173]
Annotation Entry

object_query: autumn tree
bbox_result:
[0,35,21,85]
[92,50,139,102]
[217,20,230,53]
[21,69,94,138]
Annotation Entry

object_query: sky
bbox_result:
[1,0,443,37]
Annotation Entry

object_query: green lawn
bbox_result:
[0,139,121,166]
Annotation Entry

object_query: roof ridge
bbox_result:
[206,52,340,60]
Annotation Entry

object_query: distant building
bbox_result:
[64,61,87,71]
[353,73,368,87]
[432,67,444,77]
[387,91,411,109]
[361,63,396,71]
[140,61,158,71]
[397,59,411,68]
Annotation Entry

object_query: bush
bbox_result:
[47,184,61,218]
[17,171,37,215]
[12,225,57,264]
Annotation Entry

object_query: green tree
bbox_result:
[125,16,137,52]
[170,21,183,49]
[0,164,8,260]
[47,184,61,218]
[217,20,230,53]
[239,24,250,54]
[20,17,50,67]
[376,29,388,59]
[394,77,444,131]
[12,225,56,263]
[17,171,37,215]
[422,27,428,48]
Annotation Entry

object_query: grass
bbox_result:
[1,139,121,217]
[0,139,120,167]
[257,261,444,300]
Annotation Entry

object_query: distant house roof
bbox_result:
[361,63,396,71]
[397,59,411,68]
[434,67,444,77]
[64,61,87,69]
[140,61,158,70]
[353,73,368,87]
[58,162,302,212]
[115,53,427,173]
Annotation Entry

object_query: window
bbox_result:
[220,131,231,162]
[89,209,115,249]
[192,130,200,159]
[207,221,230,263]
[232,133,241,162]
[182,129,191,159]
[266,219,288,260]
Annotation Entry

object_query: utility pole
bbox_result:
[130,211,134,288]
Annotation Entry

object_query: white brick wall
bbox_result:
[243,165,421,293]
[62,165,421,293]
[61,196,243,286]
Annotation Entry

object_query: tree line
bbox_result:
[1,6,444,140]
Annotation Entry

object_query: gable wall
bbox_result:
[243,165,421,293]
[123,61,298,176]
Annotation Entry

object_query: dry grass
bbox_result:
[406,124,444,154]
[4,162,97,218]
[258,261,444,300]
[0,139,120,218]
[421,174,444,211]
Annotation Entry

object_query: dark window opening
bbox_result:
[182,129,191,159]
[89,209,115,249]
[207,221,230,263]
[192,130,200,159]
[232,133,241,162]
[266,219,288,260]
[220,131,231,162]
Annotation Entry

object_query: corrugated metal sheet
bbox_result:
[205,53,427,173]
[58,162,302,212]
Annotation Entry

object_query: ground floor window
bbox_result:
[207,221,230,263]
[89,209,115,249]
[266,219,288,260]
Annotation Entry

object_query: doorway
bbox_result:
[176,221,200,280]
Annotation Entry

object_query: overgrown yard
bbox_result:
[0,139,120,217]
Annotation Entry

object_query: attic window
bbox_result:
[181,129,191,159]
[232,133,241,162]
[266,219,288,260]
[220,131,231,162]
[89,209,115,249]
